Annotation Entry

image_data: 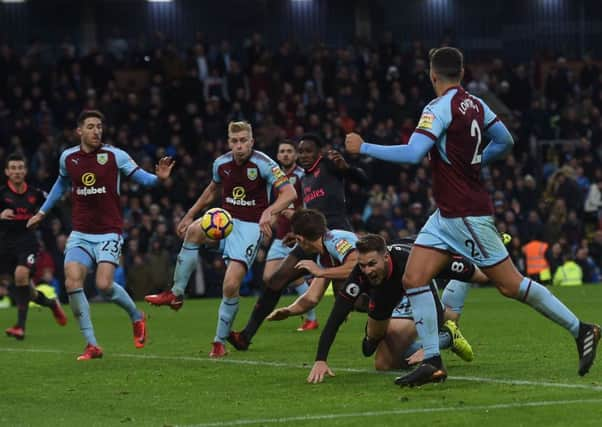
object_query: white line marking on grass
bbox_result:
[2,347,602,392]
[181,399,602,427]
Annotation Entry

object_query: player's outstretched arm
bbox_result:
[267,277,329,320]
[129,156,175,186]
[482,121,514,164]
[177,181,220,238]
[308,295,355,383]
[259,183,297,239]
[27,175,70,229]
[345,132,435,165]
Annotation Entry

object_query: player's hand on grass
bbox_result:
[266,307,292,321]
[295,260,323,277]
[327,150,349,171]
[307,361,335,384]
[26,212,45,229]
[406,348,424,366]
[177,214,194,238]
[155,156,175,180]
[0,208,15,220]
[345,132,364,155]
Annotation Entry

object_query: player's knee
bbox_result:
[186,223,205,244]
[222,282,239,298]
[402,271,421,289]
[374,354,392,371]
[14,266,30,285]
[96,277,112,292]
[496,282,519,298]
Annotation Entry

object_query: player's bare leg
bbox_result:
[482,257,600,376]
[375,319,417,371]
[397,246,451,387]
[96,262,146,349]
[146,219,209,310]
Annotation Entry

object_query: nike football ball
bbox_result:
[200,208,234,240]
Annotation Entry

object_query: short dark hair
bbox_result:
[77,109,105,126]
[291,209,327,240]
[6,153,26,168]
[277,139,297,151]
[430,47,463,81]
[356,234,387,254]
[299,133,324,148]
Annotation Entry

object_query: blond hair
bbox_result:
[228,121,253,138]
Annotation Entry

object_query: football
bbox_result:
[200,208,234,240]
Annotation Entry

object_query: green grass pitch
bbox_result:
[1,286,601,426]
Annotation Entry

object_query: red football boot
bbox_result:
[297,319,319,332]
[77,343,103,361]
[5,325,25,340]
[144,290,183,311]
[209,342,228,358]
[133,312,147,349]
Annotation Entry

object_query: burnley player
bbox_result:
[228,135,368,348]
[268,234,482,383]
[1,154,67,340]
[145,121,296,358]
[27,110,174,360]
[229,209,358,351]
[345,47,600,386]
[264,140,318,331]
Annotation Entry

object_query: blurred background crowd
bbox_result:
[1,28,602,300]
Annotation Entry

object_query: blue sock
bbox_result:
[171,242,200,296]
[68,289,97,346]
[100,283,142,322]
[518,277,580,338]
[439,330,452,349]
[214,296,239,343]
[295,282,317,321]
[403,330,452,359]
[406,285,440,359]
[442,280,471,315]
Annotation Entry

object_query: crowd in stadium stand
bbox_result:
[1,32,602,300]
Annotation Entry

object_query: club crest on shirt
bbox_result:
[289,176,297,185]
[97,153,108,165]
[417,112,434,130]
[247,167,258,181]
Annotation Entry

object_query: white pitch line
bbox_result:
[181,399,602,427]
[2,347,602,391]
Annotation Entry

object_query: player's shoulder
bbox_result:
[60,145,81,160]
[426,87,458,110]
[213,152,234,167]
[250,150,277,166]
[292,165,305,179]
[100,144,128,156]
[325,229,358,245]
